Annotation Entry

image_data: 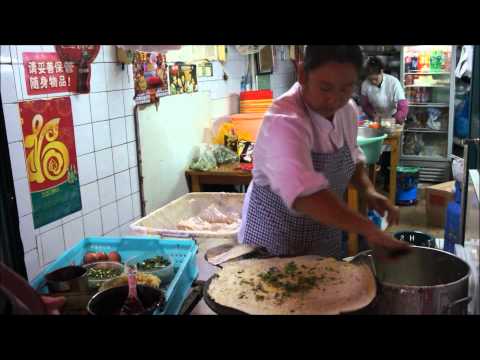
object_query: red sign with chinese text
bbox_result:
[23,52,77,95]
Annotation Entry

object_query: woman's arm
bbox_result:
[360,95,377,120]
[292,189,407,251]
[393,99,408,124]
[349,162,400,225]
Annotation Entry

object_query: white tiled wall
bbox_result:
[1,45,296,281]
[1,45,141,280]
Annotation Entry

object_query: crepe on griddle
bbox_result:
[207,255,376,315]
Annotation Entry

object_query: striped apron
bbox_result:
[243,144,356,259]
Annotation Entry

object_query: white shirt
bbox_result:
[361,73,405,117]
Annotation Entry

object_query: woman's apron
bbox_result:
[242,144,356,259]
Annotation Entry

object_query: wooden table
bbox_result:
[185,163,252,192]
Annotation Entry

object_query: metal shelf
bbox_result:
[409,103,449,107]
[404,84,450,88]
[401,154,449,161]
[404,128,448,134]
[404,72,450,75]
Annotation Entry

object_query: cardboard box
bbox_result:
[425,181,455,228]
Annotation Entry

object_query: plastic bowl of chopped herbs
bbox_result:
[129,253,175,284]
[83,261,125,291]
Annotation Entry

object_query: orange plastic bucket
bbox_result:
[230,113,264,142]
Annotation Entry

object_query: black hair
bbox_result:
[365,56,385,75]
[303,45,363,73]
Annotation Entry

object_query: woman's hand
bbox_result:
[364,227,411,261]
[365,188,400,226]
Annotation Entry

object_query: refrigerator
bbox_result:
[400,45,456,182]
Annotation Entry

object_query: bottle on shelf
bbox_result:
[405,51,412,73]
[430,48,437,72]
[415,88,422,103]
[424,50,430,72]
[443,49,450,71]
[417,50,424,72]
[411,50,418,72]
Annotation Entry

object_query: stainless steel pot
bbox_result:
[352,246,471,314]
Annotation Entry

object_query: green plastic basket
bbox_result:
[357,134,387,165]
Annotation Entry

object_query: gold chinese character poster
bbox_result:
[19,97,82,228]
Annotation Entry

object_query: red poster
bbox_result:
[23,52,77,95]
[19,97,82,228]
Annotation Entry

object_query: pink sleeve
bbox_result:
[394,99,409,124]
[360,95,376,119]
[258,116,330,209]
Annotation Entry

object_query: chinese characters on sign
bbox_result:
[19,97,82,228]
[23,52,77,95]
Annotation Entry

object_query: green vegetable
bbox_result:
[137,256,171,271]
[86,267,123,280]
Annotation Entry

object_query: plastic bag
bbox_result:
[214,122,254,146]
[452,155,464,184]
[189,144,217,171]
[213,145,239,165]
[427,108,442,130]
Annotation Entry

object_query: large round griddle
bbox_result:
[202,258,379,315]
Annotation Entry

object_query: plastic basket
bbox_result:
[30,236,199,315]
[240,90,273,100]
[357,134,387,165]
[130,192,244,242]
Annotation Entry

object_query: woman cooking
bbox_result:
[238,46,409,259]
[360,56,408,123]
[360,56,409,190]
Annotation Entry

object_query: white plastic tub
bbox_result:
[130,192,244,242]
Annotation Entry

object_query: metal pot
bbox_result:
[352,246,471,314]
[393,230,436,248]
[45,266,89,293]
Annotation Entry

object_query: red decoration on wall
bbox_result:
[55,45,100,93]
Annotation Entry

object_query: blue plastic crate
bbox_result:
[30,236,199,315]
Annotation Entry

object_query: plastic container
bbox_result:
[30,236,199,315]
[230,113,264,141]
[128,253,175,284]
[396,166,420,206]
[444,181,462,254]
[130,192,244,242]
[83,261,124,291]
[357,134,387,164]
[240,90,273,101]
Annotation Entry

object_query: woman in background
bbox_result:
[360,56,409,190]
